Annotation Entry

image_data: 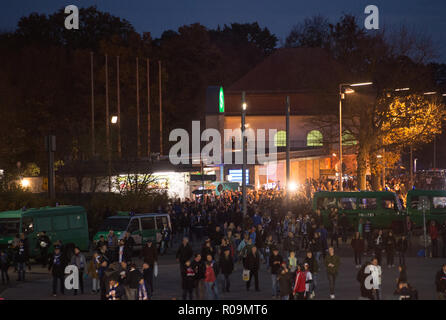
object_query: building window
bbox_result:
[307,130,323,147]
[343,130,358,146]
[274,131,286,147]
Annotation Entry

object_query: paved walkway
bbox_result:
[1,240,444,300]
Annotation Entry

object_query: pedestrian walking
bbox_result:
[351,232,365,268]
[245,246,260,292]
[181,260,195,300]
[325,247,340,299]
[48,246,67,296]
[70,247,86,295]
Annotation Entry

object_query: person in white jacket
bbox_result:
[369,257,382,300]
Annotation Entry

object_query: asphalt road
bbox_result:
[1,238,445,300]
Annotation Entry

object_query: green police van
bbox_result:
[0,205,89,256]
[93,212,171,250]
[406,189,446,228]
[313,191,405,232]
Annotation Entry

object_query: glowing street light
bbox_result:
[288,181,298,192]
[21,179,30,188]
[350,82,373,87]
[111,115,118,124]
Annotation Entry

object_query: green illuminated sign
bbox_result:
[219,86,224,113]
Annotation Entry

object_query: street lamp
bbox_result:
[111,115,118,124]
[241,92,247,216]
[338,82,373,191]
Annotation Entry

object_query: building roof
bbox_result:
[223,48,355,116]
[228,48,352,93]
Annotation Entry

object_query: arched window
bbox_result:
[342,130,358,146]
[274,130,286,147]
[307,130,323,147]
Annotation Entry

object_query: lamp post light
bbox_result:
[338,82,373,191]
[241,92,247,217]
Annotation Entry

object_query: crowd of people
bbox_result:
[166,189,446,300]
[1,188,446,300]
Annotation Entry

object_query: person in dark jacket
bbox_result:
[373,230,384,265]
[282,232,298,258]
[0,249,9,284]
[14,239,28,281]
[435,264,446,300]
[182,260,196,300]
[395,265,408,289]
[201,239,215,261]
[70,247,86,295]
[48,246,67,296]
[116,239,132,263]
[219,248,234,293]
[191,253,206,300]
[277,264,292,300]
[176,237,193,266]
[396,235,408,266]
[269,248,283,298]
[141,240,157,294]
[303,251,319,298]
[125,263,142,300]
[245,246,260,291]
[385,231,396,268]
[351,232,365,268]
[37,231,51,267]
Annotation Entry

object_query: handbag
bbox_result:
[242,269,250,281]
[154,262,158,277]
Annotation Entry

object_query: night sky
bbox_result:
[1,0,446,62]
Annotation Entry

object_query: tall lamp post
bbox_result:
[338,82,373,191]
[241,92,247,216]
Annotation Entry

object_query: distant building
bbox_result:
[205,48,358,188]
